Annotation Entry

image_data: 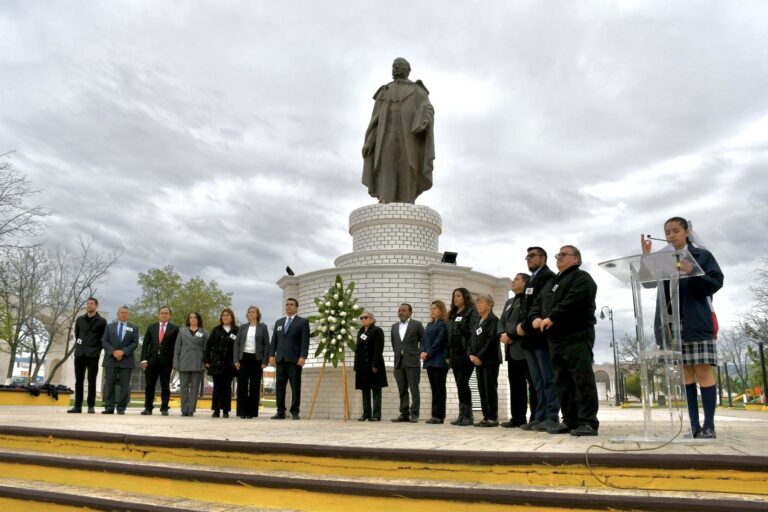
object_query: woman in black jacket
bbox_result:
[204,308,238,418]
[471,294,501,427]
[447,287,479,426]
[233,305,270,419]
[354,311,388,421]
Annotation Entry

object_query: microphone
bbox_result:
[645,234,667,242]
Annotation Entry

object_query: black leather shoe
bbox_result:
[484,420,499,427]
[87,407,95,414]
[358,416,369,421]
[101,410,114,414]
[369,417,381,421]
[117,410,125,415]
[520,420,540,431]
[425,418,443,424]
[223,412,229,418]
[391,415,410,422]
[534,419,559,432]
[409,416,419,423]
[67,408,82,414]
[140,409,152,416]
[212,410,220,418]
[570,424,598,436]
[271,413,286,420]
[546,422,573,434]
[697,426,716,439]
[161,410,169,416]
[500,421,524,428]
[291,414,300,420]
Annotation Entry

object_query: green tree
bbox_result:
[132,266,233,332]
[624,373,641,400]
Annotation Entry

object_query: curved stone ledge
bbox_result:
[334,249,443,268]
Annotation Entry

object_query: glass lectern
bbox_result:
[599,249,704,441]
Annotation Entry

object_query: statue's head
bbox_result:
[392,58,411,80]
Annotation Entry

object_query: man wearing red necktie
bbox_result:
[140,306,180,416]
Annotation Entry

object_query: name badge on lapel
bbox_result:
[525,287,534,295]
[475,327,483,335]
[360,334,368,341]
[126,327,133,332]
[552,284,559,292]
[229,334,237,340]
[455,316,463,322]
[195,332,204,338]
[277,326,283,332]
[76,338,83,345]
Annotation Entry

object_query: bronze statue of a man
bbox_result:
[362,58,435,204]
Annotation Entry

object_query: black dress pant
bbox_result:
[144,361,172,412]
[507,358,537,424]
[73,355,100,409]
[550,341,599,429]
[211,372,234,413]
[452,363,474,411]
[426,367,448,420]
[360,388,382,419]
[393,366,421,417]
[236,353,263,417]
[103,367,132,412]
[476,363,500,421]
[275,360,302,416]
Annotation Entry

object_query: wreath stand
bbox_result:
[307,356,350,421]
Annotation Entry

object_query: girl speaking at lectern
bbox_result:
[641,217,724,439]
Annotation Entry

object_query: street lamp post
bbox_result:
[758,342,767,405]
[600,306,621,406]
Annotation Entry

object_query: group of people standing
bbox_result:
[67,299,309,420]
[354,243,601,436]
[354,217,724,439]
[66,217,722,439]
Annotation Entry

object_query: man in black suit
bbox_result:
[530,245,599,436]
[269,297,310,420]
[68,297,107,414]
[518,246,561,432]
[390,303,425,423]
[139,305,179,416]
[101,305,140,414]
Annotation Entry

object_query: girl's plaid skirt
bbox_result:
[682,339,717,366]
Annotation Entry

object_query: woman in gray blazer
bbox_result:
[233,305,270,418]
[174,312,208,417]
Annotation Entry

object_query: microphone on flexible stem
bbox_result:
[645,234,667,242]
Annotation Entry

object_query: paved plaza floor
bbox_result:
[0,404,765,457]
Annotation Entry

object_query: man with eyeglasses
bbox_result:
[530,245,599,436]
[269,298,310,420]
[516,247,560,432]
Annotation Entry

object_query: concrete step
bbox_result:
[0,427,767,511]
[1,449,767,512]
[0,478,279,511]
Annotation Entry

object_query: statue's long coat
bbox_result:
[362,79,435,203]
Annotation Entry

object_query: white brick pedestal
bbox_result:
[277,203,511,420]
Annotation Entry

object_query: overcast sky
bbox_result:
[2,1,767,364]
